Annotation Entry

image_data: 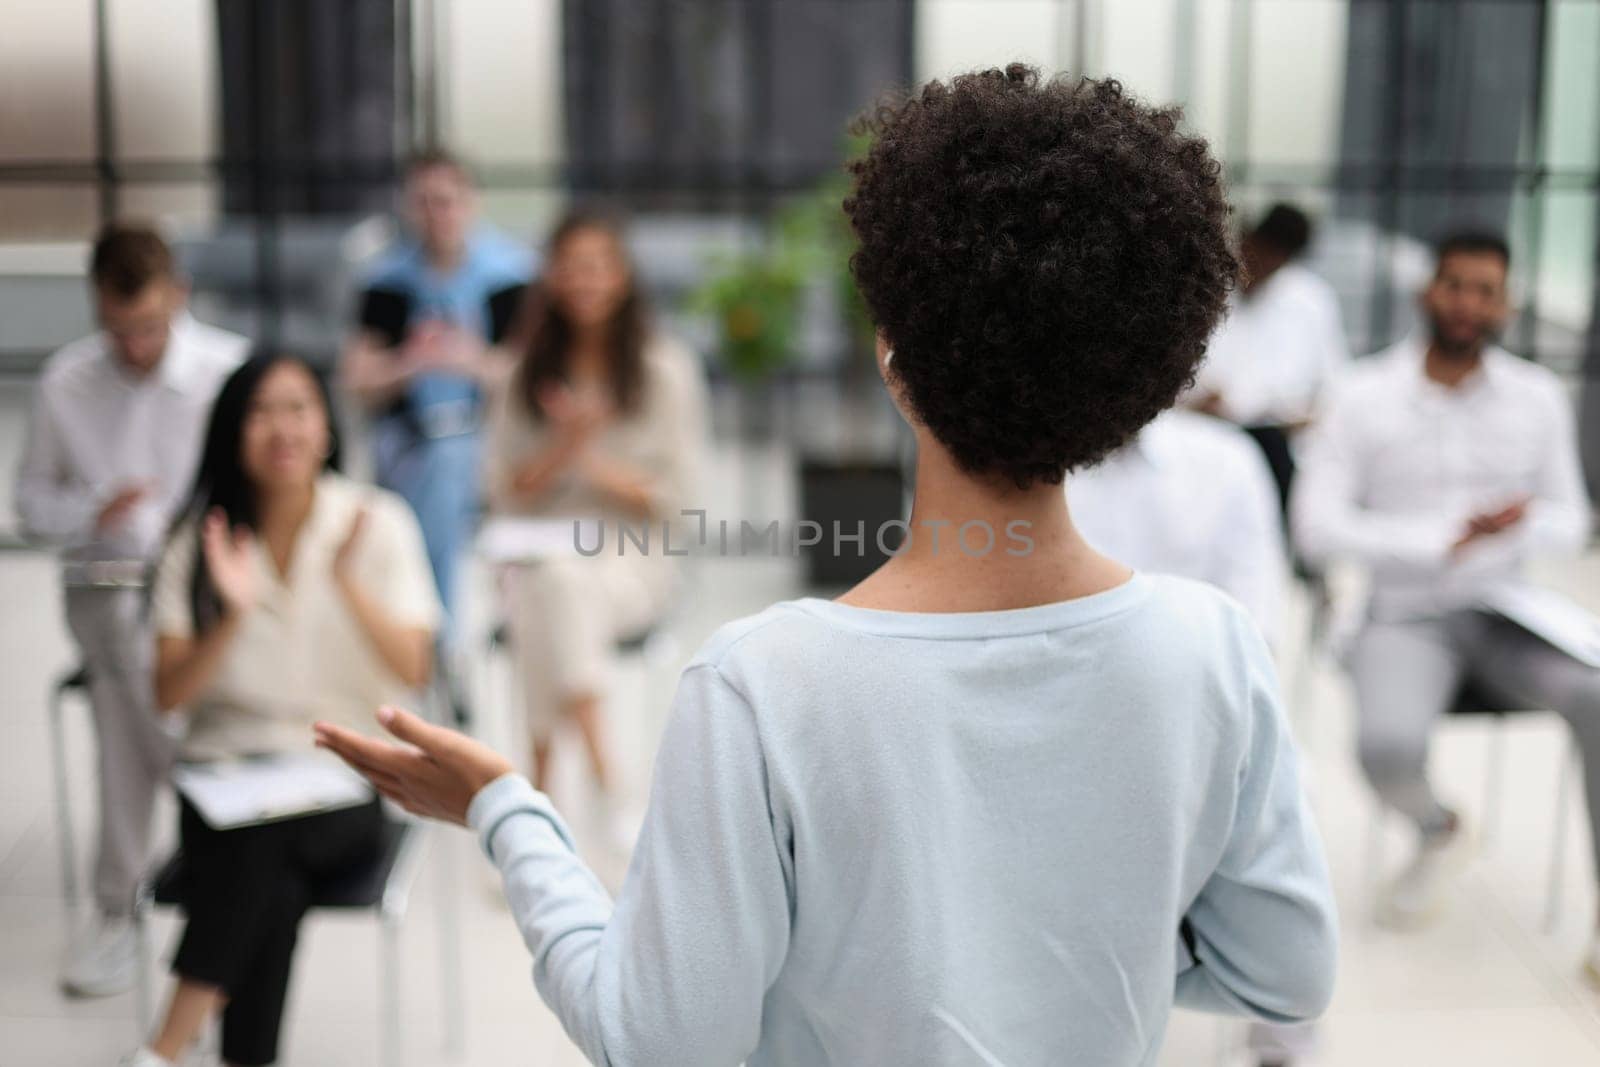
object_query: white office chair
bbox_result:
[1361,680,1581,933]
[50,668,466,1065]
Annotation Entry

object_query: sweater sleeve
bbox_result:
[14,384,99,546]
[1174,626,1339,1024]
[467,661,792,1066]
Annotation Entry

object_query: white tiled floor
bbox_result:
[4,382,1600,1065]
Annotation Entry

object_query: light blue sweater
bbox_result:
[467,573,1337,1066]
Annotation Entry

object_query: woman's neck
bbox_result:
[568,325,612,384]
[838,438,1129,613]
[255,480,317,577]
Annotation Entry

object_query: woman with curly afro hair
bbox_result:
[316,64,1338,1067]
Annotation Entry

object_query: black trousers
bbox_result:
[1242,423,1296,524]
[172,796,385,1066]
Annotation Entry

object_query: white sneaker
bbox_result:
[115,1047,172,1067]
[62,914,137,997]
[1378,816,1474,929]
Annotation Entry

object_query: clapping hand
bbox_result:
[201,508,257,616]
[314,706,514,826]
[431,324,485,375]
[402,321,483,376]
[96,484,149,533]
[332,508,368,586]
[538,382,613,441]
[1451,496,1532,558]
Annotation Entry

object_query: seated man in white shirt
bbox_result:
[1191,203,1349,518]
[1293,232,1597,949]
[1070,410,1311,1067]
[13,224,246,996]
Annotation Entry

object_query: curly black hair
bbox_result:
[844,64,1237,487]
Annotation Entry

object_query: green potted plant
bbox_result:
[783,141,909,587]
[688,248,804,441]
[688,137,906,585]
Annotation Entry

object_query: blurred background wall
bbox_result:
[0,0,1596,384]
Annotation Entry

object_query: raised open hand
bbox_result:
[332,507,369,584]
[314,706,515,826]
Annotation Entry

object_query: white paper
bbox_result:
[476,516,601,563]
[173,751,375,829]
[1479,584,1600,669]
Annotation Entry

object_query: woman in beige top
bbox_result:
[124,353,440,1067]
[485,209,706,809]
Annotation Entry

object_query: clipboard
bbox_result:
[1479,584,1600,669]
[172,751,375,830]
[476,516,602,563]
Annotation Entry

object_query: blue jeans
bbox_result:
[373,420,481,639]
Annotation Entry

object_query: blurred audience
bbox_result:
[340,149,532,630]
[484,209,705,829]
[13,223,246,998]
[1293,233,1598,949]
[123,353,440,1067]
[1192,203,1349,518]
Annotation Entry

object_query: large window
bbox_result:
[1,0,1597,374]
[561,0,913,208]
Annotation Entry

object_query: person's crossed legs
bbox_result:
[1352,608,1600,943]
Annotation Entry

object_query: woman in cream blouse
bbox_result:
[484,208,706,814]
[123,353,439,1067]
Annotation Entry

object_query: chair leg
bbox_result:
[380,912,403,1067]
[133,882,153,1036]
[435,829,466,1058]
[1543,734,1578,934]
[1365,798,1387,923]
[48,685,79,907]
[1482,721,1508,849]
[1288,583,1327,742]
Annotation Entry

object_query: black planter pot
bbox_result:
[796,457,905,588]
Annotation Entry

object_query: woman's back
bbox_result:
[652,574,1332,1065]
[468,574,1335,1065]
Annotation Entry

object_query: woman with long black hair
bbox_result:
[121,352,440,1067]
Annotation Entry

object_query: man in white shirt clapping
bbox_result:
[14,224,246,997]
[1292,232,1597,954]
